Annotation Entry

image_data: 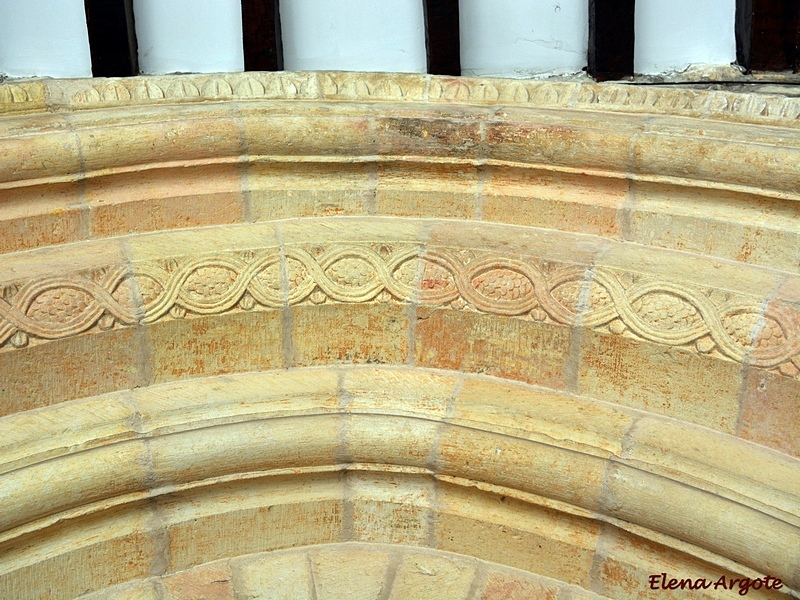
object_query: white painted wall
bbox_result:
[281,0,426,73]
[0,0,744,80]
[635,0,736,74]
[134,0,244,74]
[0,0,92,78]
[460,0,588,77]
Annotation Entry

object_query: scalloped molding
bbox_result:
[2,72,800,126]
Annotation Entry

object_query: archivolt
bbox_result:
[0,73,798,599]
[0,367,797,598]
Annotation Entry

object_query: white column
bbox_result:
[635,0,736,74]
[460,0,588,78]
[134,0,244,74]
[0,0,92,78]
[281,0,426,73]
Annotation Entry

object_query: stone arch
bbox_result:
[0,73,798,599]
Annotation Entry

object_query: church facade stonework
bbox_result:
[0,72,798,599]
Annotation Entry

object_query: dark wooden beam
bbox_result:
[751,0,799,71]
[241,0,284,71]
[423,0,461,76]
[587,0,635,81]
[735,0,753,70]
[83,0,138,77]
[796,10,800,71]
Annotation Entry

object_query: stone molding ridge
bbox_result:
[1,72,800,125]
[0,368,798,592]
[2,242,799,377]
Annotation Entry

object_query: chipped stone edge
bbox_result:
[1,72,799,126]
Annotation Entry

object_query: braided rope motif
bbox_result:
[1,244,798,376]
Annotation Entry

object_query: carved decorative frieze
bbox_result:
[2,244,798,377]
[1,72,799,125]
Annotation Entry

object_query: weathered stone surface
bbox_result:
[0,73,798,600]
